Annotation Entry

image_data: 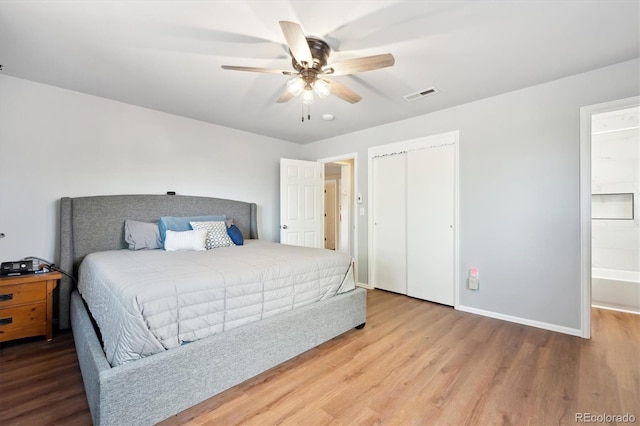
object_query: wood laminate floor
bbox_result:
[0,289,638,425]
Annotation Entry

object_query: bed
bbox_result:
[58,194,367,425]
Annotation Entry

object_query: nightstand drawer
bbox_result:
[0,303,46,332]
[0,282,46,308]
[0,271,60,342]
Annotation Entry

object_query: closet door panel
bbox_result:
[407,145,455,305]
[372,154,407,294]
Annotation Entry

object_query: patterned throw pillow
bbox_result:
[159,215,226,247]
[190,221,235,249]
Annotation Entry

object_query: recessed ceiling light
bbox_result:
[322,113,335,121]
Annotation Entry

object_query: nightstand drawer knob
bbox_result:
[0,293,14,301]
[0,317,13,325]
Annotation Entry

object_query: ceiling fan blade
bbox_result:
[276,89,294,103]
[279,21,313,67]
[221,65,295,75]
[325,53,395,76]
[326,79,362,104]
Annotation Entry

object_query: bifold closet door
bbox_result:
[407,145,455,305]
[371,153,407,294]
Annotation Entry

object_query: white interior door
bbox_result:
[371,154,407,294]
[407,145,455,305]
[280,158,323,248]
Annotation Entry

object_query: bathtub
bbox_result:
[592,268,640,314]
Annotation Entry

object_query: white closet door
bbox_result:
[407,145,455,305]
[371,154,407,294]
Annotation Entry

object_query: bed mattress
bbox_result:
[78,240,355,367]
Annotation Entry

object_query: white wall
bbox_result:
[301,59,640,330]
[0,75,301,263]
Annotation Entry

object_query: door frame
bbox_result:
[318,153,359,284]
[368,131,460,308]
[323,179,338,250]
[579,96,639,339]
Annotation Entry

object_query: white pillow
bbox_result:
[164,229,207,251]
[190,221,235,249]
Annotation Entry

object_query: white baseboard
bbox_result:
[456,304,583,337]
[356,282,373,290]
[592,303,640,315]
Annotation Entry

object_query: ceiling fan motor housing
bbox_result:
[291,37,331,72]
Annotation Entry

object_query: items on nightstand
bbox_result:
[0,271,62,342]
[1,259,39,276]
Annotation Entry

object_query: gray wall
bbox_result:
[1,59,638,332]
[0,75,302,263]
[301,59,640,329]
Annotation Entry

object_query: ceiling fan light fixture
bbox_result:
[287,77,305,96]
[313,79,331,98]
[301,89,315,105]
[223,21,393,114]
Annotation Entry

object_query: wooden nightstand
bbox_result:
[0,271,61,342]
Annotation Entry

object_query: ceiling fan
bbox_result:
[221,21,394,115]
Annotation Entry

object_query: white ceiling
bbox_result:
[1,0,638,144]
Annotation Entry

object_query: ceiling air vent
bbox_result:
[403,87,439,102]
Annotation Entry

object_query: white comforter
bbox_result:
[78,240,355,367]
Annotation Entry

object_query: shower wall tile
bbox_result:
[592,112,639,273]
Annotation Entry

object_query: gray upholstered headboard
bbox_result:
[57,194,258,329]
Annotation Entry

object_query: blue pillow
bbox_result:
[159,215,226,247]
[226,224,244,246]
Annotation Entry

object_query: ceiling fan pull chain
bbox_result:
[301,103,304,122]
[308,104,311,121]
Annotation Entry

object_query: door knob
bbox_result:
[282,225,288,229]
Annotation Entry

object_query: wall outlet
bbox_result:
[468,277,479,290]
[468,268,479,290]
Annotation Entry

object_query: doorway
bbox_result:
[279,155,358,282]
[580,96,640,338]
[324,179,337,250]
[590,106,640,314]
[319,154,358,281]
